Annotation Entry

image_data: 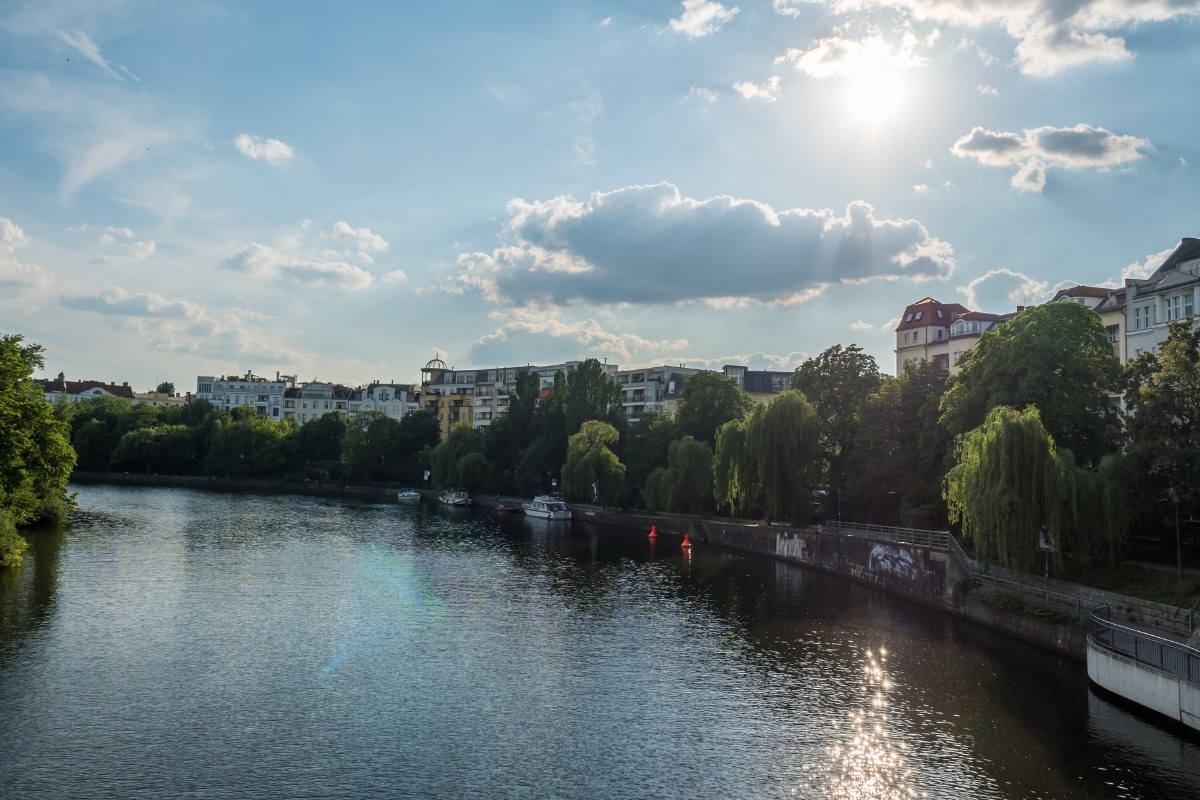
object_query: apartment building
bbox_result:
[1125,237,1200,361]
[613,365,699,423]
[721,365,791,403]
[195,372,296,418]
[894,297,970,374]
[35,372,135,403]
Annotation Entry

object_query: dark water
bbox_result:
[1,486,1198,800]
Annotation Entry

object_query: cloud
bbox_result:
[951,124,1150,192]
[60,286,203,319]
[1122,247,1175,281]
[0,216,51,298]
[93,238,156,263]
[469,307,690,367]
[58,29,134,82]
[977,84,998,95]
[957,268,1050,311]
[454,182,954,309]
[807,0,1200,76]
[733,76,781,101]
[219,242,373,290]
[0,73,182,200]
[850,319,874,330]
[772,0,804,17]
[669,0,739,39]
[776,32,927,80]
[329,221,389,253]
[686,86,718,103]
[234,133,294,166]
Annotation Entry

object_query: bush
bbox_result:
[0,510,29,570]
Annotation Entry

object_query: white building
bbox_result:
[613,365,700,423]
[195,372,296,418]
[1125,238,1200,361]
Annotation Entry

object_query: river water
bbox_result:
[1,485,1198,800]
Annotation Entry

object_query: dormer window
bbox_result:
[936,309,943,319]
[905,313,913,322]
[914,311,923,320]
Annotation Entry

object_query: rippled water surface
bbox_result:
[2,485,1199,799]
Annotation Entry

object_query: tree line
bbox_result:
[3,301,1197,575]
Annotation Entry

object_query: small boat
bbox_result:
[495,500,519,514]
[396,489,421,502]
[523,494,572,520]
[438,487,471,506]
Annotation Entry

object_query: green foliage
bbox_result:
[969,588,1079,625]
[486,371,540,493]
[1119,320,1200,529]
[790,344,882,505]
[675,371,751,445]
[940,302,1121,468]
[620,410,675,506]
[0,335,77,532]
[562,420,626,506]
[296,411,349,464]
[847,360,952,527]
[944,406,1126,574]
[429,421,488,488]
[155,381,175,394]
[643,466,673,512]
[516,371,568,495]
[564,358,624,435]
[0,509,29,569]
[713,418,754,517]
[641,436,713,514]
[746,390,821,524]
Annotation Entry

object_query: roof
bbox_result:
[895,297,971,331]
[1050,285,1114,301]
[36,377,134,400]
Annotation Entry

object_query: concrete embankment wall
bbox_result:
[1087,646,1200,731]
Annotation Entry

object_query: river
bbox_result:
[1,485,1198,799]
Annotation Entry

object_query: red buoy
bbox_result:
[649,525,658,539]
[681,532,692,549]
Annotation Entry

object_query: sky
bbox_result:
[2,1,1199,393]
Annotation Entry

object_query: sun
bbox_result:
[844,64,907,125]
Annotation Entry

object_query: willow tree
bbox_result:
[562,420,626,506]
[643,436,712,514]
[745,390,820,524]
[713,418,754,517]
[944,405,1125,573]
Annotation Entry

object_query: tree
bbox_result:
[642,436,712,514]
[155,381,175,394]
[944,405,1125,573]
[562,420,626,507]
[296,411,348,465]
[1119,320,1200,537]
[564,358,624,435]
[0,335,77,567]
[486,370,540,493]
[714,418,755,518]
[847,360,952,527]
[675,371,751,445]
[341,412,406,482]
[745,390,821,524]
[429,421,488,488]
[940,302,1121,468]
[620,410,676,506]
[790,344,882,505]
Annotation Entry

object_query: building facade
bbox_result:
[1124,238,1200,361]
[35,373,135,404]
[195,372,296,418]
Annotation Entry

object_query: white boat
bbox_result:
[438,488,471,506]
[523,495,572,520]
[396,489,421,502]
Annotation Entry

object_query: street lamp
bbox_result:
[1168,487,1183,578]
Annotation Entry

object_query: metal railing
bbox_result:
[1089,607,1200,683]
[973,571,1099,620]
[821,520,950,550]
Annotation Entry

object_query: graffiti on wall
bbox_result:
[868,544,918,581]
[776,533,807,562]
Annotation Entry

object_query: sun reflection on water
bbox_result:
[825,647,923,800]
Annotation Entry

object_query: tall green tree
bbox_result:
[620,410,676,506]
[562,420,626,507]
[564,358,624,434]
[643,436,712,514]
[429,421,488,489]
[155,381,175,394]
[944,405,1125,573]
[486,370,540,492]
[517,370,569,495]
[296,411,348,465]
[0,335,77,567]
[790,344,882,503]
[1119,319,1200,534]
[940,302,1121,468]
[714,418,755,518]
[746,390,821,524]
[675,371,751,445]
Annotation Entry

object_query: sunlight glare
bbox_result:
[845,66,906,125]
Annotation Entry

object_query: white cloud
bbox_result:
[913,183,928,192]
[0,216,51,300]
[957,268,1050,311]
[1,217,30,254]
[1122,247,1175,280]
[777,32,927,80]
[454,182,954,309]
[850,319,874,330]
[977,84,998,95]
[669,0,740,39]
[951,123,1150,192]
[686,86,719,103]
[234,133,294,166]
[58,29,134,82]
[810,0,1200,76]
[219,242,373,291]
[329,221,389,253]
[772,0,806,17]
[93,237,156,263]
[733,76,782,101]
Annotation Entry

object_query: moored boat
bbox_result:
[438,488,471,506]
[397,489,421,502]
[522,494,571,520]
[495,500,519,514]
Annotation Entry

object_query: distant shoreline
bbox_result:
[69,471,402,500]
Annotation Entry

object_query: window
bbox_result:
[936,309,943,319]
[1134,306,1153,330]
[1166,294,1194,321]
[914,311,923,320]
[905,313,913,322]
[936,329,944,340]
[1106,325,1119,343]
